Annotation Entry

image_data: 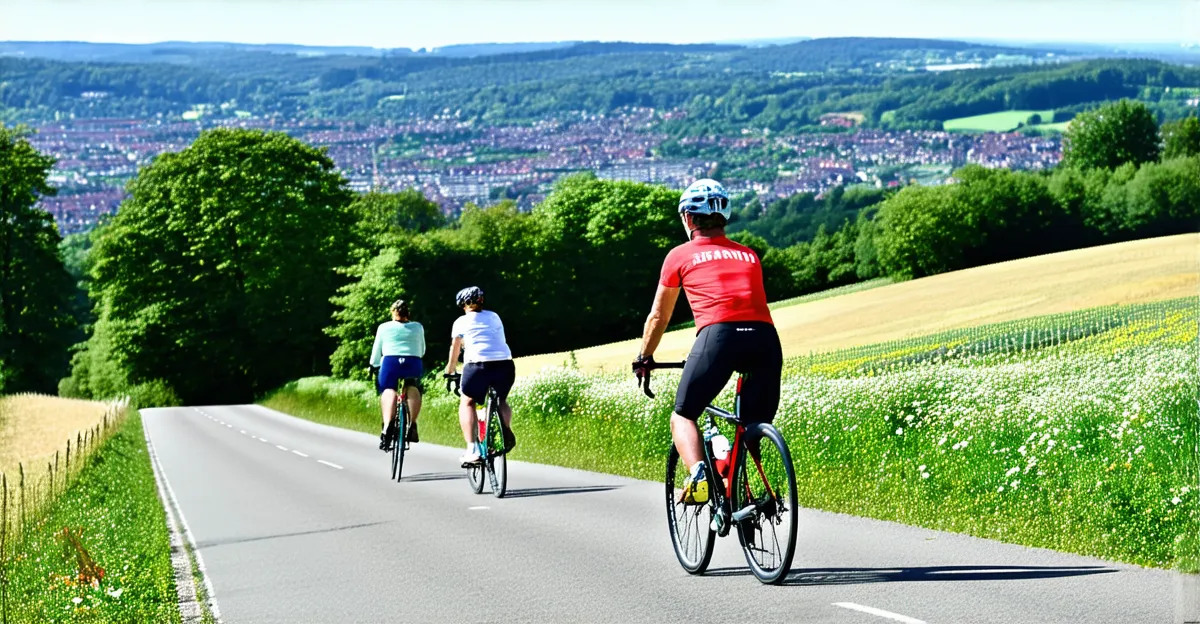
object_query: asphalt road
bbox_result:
[142,405,1183,624]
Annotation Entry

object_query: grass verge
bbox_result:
[263,298,1198,572]
[5,412,180,623]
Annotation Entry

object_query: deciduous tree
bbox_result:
[1062,99,1161,170]
[0,126,76,393]
[77,128,356,403]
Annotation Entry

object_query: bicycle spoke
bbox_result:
[735,424,798,584]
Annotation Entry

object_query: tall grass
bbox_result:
[265,297,1199,571]
[2,411,179,623]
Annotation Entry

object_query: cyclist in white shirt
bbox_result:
[444,286,516,465]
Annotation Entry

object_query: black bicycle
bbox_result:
[444,374,508,498]
[638,361,798,585]
[372,367,411,482]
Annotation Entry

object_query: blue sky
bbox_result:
[1,0,1196,48]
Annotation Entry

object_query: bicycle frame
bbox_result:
[640,363,776,535]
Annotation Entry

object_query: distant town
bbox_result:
[32,110,1062,234]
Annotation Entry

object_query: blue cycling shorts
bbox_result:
[377,356,424,395]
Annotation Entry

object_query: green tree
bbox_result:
[0,126,76,393]
[1162,115,1200,160]
[76,128,356,403]
[1102,156,1200,238]
[535,173,681,342]
[1062,99,1161,170]
[874,185,976,279]
[350,189,446,254]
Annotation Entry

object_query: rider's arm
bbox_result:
[369,325,384,368]
[638,284,680,358]
[445,335,463,375]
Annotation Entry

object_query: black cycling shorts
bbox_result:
[461,359,516,404]
[675,321,782,423]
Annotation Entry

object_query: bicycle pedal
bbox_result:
[711,511,730,536]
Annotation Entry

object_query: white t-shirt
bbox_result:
[451,310,512,363]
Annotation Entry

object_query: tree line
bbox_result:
[0,100,1196,405]
[6,44,1200,138]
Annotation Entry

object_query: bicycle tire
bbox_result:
[733,423,798,585]
[466,402,486,494]
[392,395,408,482]
[486,396,507,498]
[665,445,715,575]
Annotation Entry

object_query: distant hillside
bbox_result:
[5,37,1197,130]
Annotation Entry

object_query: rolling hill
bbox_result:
[514,233,1200,375]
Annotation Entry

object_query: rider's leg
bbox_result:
[459,395,479,444]
[670,412,704,467]
[380,388,397,431]
[408,387,423,424]
[498,400,512,429]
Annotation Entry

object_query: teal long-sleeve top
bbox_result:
[370,321,426,367]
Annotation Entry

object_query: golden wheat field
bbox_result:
[0,394,115,479]
[516,233,1200,375]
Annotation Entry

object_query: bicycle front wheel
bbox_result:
[665,445,715,575]
[486,399,507,498]
[733,423,798,585]
[392,399,407,482]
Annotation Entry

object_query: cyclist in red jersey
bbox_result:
[633,179,783,504]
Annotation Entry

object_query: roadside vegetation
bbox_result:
[0,398,178,622]
[265,298,1198,572]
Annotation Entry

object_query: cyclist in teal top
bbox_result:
[370,299,426,451]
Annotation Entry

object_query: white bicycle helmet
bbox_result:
[678,178,731,220]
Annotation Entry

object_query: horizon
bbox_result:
[1,0,1196,50]
[4,35,1200,52]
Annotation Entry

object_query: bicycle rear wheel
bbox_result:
[391,397,407,481]
[665,445,715,575]
[485,397,507,498]
[732,423,798,585]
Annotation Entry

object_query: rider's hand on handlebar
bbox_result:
[632,354,655,384]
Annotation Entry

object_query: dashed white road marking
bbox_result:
[225,424,232,428]
[275,445,289,451]
[317,460,343,470]
[832,603,926,624]
[239,430,247,435]
[292,450,309,458]
[468,506,490,511]
[258,438,269,443]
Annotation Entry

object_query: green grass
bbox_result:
[1034,121,1072,133]
[944,110,1057,133]
[5,412,180,623]
[263,297,1199,572]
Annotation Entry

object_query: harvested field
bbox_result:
[515,233,1199,375]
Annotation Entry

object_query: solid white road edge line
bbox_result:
[318,460,344,469]
[292,450,309,458]
[832,602,926,624]
[145,423,224,623]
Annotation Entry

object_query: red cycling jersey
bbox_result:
[658,234,773,331]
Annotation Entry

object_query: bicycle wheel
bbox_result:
[466,405,486,493]
[392,395,408,482]
[732,423,798,585]
[486,397,507,498]
[665,445,715,575]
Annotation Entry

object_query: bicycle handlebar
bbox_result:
[636,361,685,399]
[443,373,462,396]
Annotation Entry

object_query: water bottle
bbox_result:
[712,433,731,482]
